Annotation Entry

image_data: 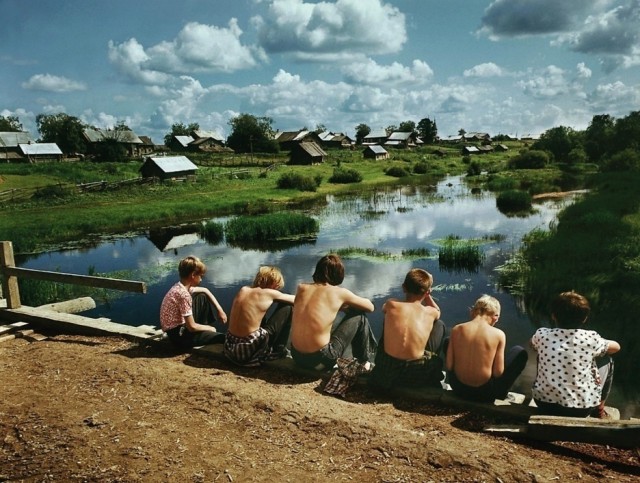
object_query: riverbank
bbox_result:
[1,332,638,481]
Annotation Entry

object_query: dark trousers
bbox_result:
[166,293,225,349]
[261,302,293,353]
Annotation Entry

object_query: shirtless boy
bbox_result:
[224,266,295,366]
[369,268,445,391]
[446,295,527,402]
[290,254,377,370]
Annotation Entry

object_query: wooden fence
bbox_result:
[0,241,146,309]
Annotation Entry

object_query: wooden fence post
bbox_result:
[0,241,21,309]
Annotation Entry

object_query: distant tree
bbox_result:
[458,128,466,137]
[584,114,615,163]
[36,113,87,154]
[417,117,438,144]
[508,149,549,169]
[398,120,416,134]
[354,123,370,144]
[227,113,278,153]
[163,122,200,146]
[313,123,326,134]
[532,126,579,163]
[602,148,640,172]
[613,110,640,153]
[386,125,398,135]
[0,115,23,132]
[94,121,132,162]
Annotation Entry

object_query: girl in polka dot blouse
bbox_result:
[531,291,620,418]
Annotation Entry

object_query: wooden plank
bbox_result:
[3,266,147,293]
[0,334,16,343]
[22,332,48,342]
[0,321,30,334]
[525,415,640,448]
[0,241,21,308]
[36,297,97,314]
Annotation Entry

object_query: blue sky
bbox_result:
[2,0,639,143]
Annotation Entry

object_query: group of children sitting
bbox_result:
[160,254,620,418]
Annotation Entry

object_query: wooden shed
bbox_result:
[288,141,327,165]
[363,145,389,160]
[18,143,63,162]
[140,156,198,180]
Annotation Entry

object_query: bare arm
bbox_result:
[606,340,621,354]
[192,286,228,324]
[445,328,456,371]
[491,331,506,377]
[184,314,216,333]
[423,293,441,320]
[342,289,374,312]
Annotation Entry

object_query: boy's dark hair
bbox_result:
[550,291,590,329]
[312,254,345,286]
[178,256,207,279]
[403,268,433,295]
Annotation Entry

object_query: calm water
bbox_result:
[20,176,638,417]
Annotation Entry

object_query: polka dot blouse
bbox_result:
[531,328,609,408]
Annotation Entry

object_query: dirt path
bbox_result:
[1,334,638,482]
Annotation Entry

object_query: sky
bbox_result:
[2,0,640,143]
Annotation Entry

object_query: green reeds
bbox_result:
[200,221,224,245]
[225,212,319,243]
[438,235,485,272]
[496,189,532,212]
[335,247,393,259]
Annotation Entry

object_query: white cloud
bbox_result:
[253,0,406,60]
[108,20,260,85]
[587,81,640,113]
[463,62,505,78]
[342,58,433,85]
[576,62,593,79]
[21,73,87,92]
[518,65,572,98]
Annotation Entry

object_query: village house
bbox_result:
[385,131,419,149]
[275,130,323,151]
[288,141,327,165]
[166,135,194,152]
[18,143,63,162]
[317,131,353,149]
[0,131,35,161]
[362,128,388,146]
[363,145,389,161]
[83,128,144,157]
[140,155,198,180]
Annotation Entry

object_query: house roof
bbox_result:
[189,136,222,146]
[19,143,62,155]
[365,145,388,154]
[173,135,194,147]
[275,130,311,143]
[192,130,223,142]
[384,140,403,146]
[84,128,143,144]
[296,141,327,157]
[364,129,388,140]
[139,136,154,145]
[387,131,412,141]
[463,146,480,153]
[0,131,34,147]
[143,156,198,173]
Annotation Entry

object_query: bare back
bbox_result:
[382,299,438,360]
[291,282,373,353]
[228,286,294,337]
[446,317,505,387]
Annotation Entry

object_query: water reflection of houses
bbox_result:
[148,224,202,254]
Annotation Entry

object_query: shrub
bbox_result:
[462,155,471,164]
[276,172,321,191]
[33,184,73,200]
[466,160,482,176]
[385,166,410,178]
[602,149,640,172]
[496,189,532,212]
[486,175,518,191]
[328,167,362,183]
[508,150,549,169]
[413,162,428,174]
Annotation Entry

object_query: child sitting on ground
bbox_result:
[160,255,227,350]
[531,291,620,417]
[224,266,295,366]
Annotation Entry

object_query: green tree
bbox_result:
[313,123,326,134]
[417,117,438,144]
[354,123,370,145]
[584,114,615,163]
[0,115,23,132]
[398,120,416,134]
[227,114,278,153]
[163,122,200,146]
[532,126,579,163]
[36,113,87,154]
[386,125,398,134]
[613,110,640,153]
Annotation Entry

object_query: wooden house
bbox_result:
[288,141,327,165]
[18,143,63,162]
[363,145,389,160]
[140,156,198,180]
[166,135,194,152]
[462,146,480,155]
[0,131,35,161]
[138,136,158,156]
[385,131,418,149]
[362,128,388,146]
[318,131,353,149]
[83,128,144,157]
[275,130,323,151]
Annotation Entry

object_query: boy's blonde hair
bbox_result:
[403,268,433,295]
[178,256,207,279]
[252,266,284,290]
[471,295,501,317]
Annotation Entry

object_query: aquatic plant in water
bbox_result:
[225,212,319,243]
[437,235,485,273]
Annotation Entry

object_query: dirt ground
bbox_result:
[1,333,638,482]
